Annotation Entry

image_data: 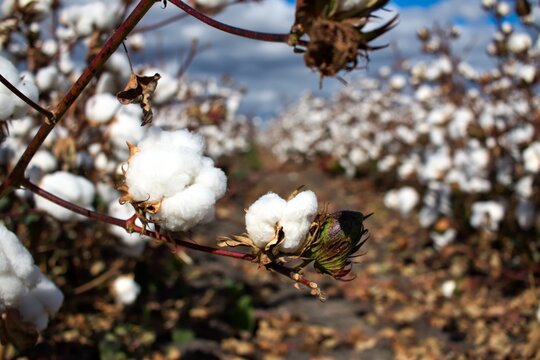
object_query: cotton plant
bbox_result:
[111,275,141,305]
[0,224,63,344]
[220,188,370,284]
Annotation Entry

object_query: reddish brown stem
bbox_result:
[21,177,318,292]
[0,0,157,198]
[168,0,300,44]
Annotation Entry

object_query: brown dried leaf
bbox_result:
[217,235,258,250]
[0,309,39,350]
[117,72,161,126]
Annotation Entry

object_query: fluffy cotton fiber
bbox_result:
[34,171,96,221]
[245,190,318,253]
[0,224,63,331]
[124,128,227,231]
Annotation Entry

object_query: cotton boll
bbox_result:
[0,56,19,96]
[153,184,216,231]
[279,191,318,253]
[470,201,505,231]
[384,187,419,216]
[389,75,406,90]
[36,66,59,92]
[517,64,536,83]
[0,224,36,281]
[508,32,532,53]
[138,128,205,155]
[0,94,15,119]
[515,176,534,198]
[430,228,456,250]
[0,275,26,305]
[28,150,57,174]
[32,274,64,314]
[34,172,95,221]
[515,199,535,230]
[246,192,287,248]
[85,93,120,124]
[441,280,456,298]
[112,275,140,305]
[523,142,540,173]
[17,294,46,328]
[194,164,227,199]
[125,148,203,202]
[11,75,39,118]
[107,112,145,158]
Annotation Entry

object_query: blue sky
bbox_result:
[135,0,505,118]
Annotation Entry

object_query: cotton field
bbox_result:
[263,19,540,254]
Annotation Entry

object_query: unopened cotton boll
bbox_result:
[279,190,318,253]
[111,275,140,305]
[34,172,96,221]
[246,192,287,248]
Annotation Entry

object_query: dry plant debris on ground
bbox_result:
[6,155,540,359]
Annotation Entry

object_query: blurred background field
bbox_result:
[0,0,539,358]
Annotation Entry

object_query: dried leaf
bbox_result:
[117,72,161,126]
[217,235,258,250]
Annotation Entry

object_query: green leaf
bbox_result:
[172,328,195,344]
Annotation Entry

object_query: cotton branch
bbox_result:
[0,0,157,198]
[21,178,322,296]
[168,0,303,44]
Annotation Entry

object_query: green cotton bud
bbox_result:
[302,211,369,280]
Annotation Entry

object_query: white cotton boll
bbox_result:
[8,116,34,137]
[0,275,26,305]
[194,164,227,200]
[32,274,63,314]
[508,33,532,53]
[0,56,19,96]
[246,192,287,248]
[384,187,419,216]
[0,250,9,274]
[0,94,15,119]
[17,294,46,328]
[516,199,535,230]
[125,148,203,202]
[441,280,456,298]
[523,142,540,173]
[517,64,536,83]
[430,228,456,250]
[470,201,505,231]
[138,128,205,155]
[105,53,131,80]
[153,184,216,231]
[279,191,318,253]
[112,275,140,305]
[415,85,433,102]
[0,224,36,281]
[482,0,496,8]
[34,172,95,221]
[496,1,510,16]
[96,182,119,204]
[515,176,534,198]
[28,150,57,174]
[12,75,39,118]
[85,93,120,124]
[92,2,119,31]
[108,113,145,158]
[36,66,58,92]
[389,75,406,90]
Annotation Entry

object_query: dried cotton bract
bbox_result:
[120,128,227,232]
